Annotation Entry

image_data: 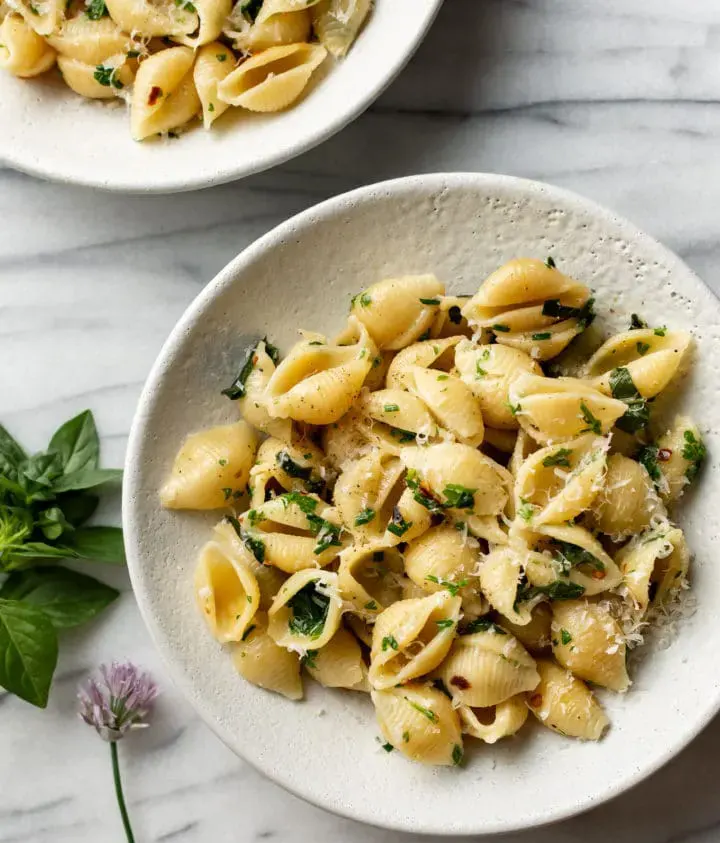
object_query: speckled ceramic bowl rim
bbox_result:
[0,2,443,193]
[124,172,720,834]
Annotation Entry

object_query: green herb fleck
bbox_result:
[532,332,552,341]
[364,600,378,611]
[382,635,399,652]
[241,624,256,641]
[638,444,661,483]
[389,427,416,444]
[216,53,227,61]
[85,0,107,18]
[550,539,605,574]
[419,298,440,305]
[515,579,585,608]
[636,341,650,356]
[287,583,330,639]
[545,256,557,269]
[542,448,573,468]
[518,498,535,523]
[507,401,522,417]
[442,484,475,510]
[281,491,318,515]
[579,401,602,435]
[452,744,463,766]
[383,404,400,413]
[425,575,467,597]
[682,429,706,480]
[354,508,375,527]
[609,367,649,433]
[406,698,438,722]
[436,618,455,629]
[629,314,648,330]
[654,326,667,336]
[492,324,510,333]
[463,617,506,635]
[93,64,124,89]
[560,628,572,646]
[300,649,318,669]
[381,742,394,753]
[387,507,412,537]
[306,515,343,555]
[402,730,410,743]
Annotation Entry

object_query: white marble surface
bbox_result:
[3,1,720,840]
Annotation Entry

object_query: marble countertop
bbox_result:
[3,0,720,840]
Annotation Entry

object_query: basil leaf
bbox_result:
[6,541,80,563]
[56,492,99,527]
[51,467,122,493]
[48,410,100,475]
[20,452,63,489]
[0,598,58,707]
[287,582,329,639]
[222,340,260,400]
[609,367,650,433]
[64,526,125,564]
[0,424,26,466]
[36,506,74,541]
[0,568,118,629]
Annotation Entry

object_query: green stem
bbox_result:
[110,741,135,843]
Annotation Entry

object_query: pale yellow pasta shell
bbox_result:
[310,0,370,57]
[321,404,371,470]
[233,339,292,438]
[590,453,658,538]
[333,450,403,540]
[526,659,609,740]
[268,568,344,650]
[514,434,609,527]
[380,487,433,546]
[369,591,461,690]
[192,41,235,128]
[371,684,462,766]
[479,545,532,626]
[501,602,552,653]
[194,540,260,642]
[350,275,445,351]
[454,339,542,429]
[408,366,485,447]
[436,627,539,708]
[48,16,134,63]
[11,0,63,36]
[257,0,321,24]
[460,695,528,743]
[217,42,326,111]
[130,46,201,141]
[509,373,627,444]
[230,9,311,52]
[337,544,405,616]
[385,335,461,391]
[0,13,55,77]
[232,613,303,700]
[652,415,704,503]
[105,0,198,37]
[551,600,629,692]
[482,426,517,453]
[159,419,257,510]
[304,626,367,691]
[58,54,134,99]
[248,435,327,506]
[361,388,436,437]
[174,0,231,46]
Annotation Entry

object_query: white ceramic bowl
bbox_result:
[124,173,720,835]
[0,1,442,192]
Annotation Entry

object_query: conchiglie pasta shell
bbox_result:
[587,329,692,399]
[248,436,326,505]
[436,628,539,707]
[105,0,198,37]
[350,275,445,350]
[408,367,484,447]
[251,526,340,574]
[361,388,436,437]
[371,684,462,766]
[337,544,405,615]
[514,434,609,527]
[232,613,303,700]
[12,0,63,36]
[526,659,608,740]
[551,600,629,692]
[386,335,461,391]
[0,14,55,77]
[58,54,134,99]
[653,416,703,503]
[590,453,658,538]
[333,450,403,540]
[321,405,371,470]
[130,46,201,140]
[509,373,627,444]
[380,487,433,546]
[194,541,259,642]
[369,591,461,690]
[234,340,292,439]
[174,0,232,46]
[256,0,321,24]
[268,568,343,650]
[482,426,517,453]
[217,42,326,111]
[159,420,257,510]
[213,517,287,609]
[305,626,367,690]
[403,525,482,604]
[231,10,311,52]
[310,0,370,56]
[496,319,585,362]
[616,526,689,615]
[460,695,528,743]
[478,545,530,626]
[501,602,552,653]
[193,42,234,128]
[48,15,134,63]
[454,340,542,429]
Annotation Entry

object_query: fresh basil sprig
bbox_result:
[0,410,123,707]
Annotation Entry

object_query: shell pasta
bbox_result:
[0,0,372,140]
[160,257,704,768]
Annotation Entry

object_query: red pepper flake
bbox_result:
[147,85,163,106]
[450,675,470,690]
[252,355,259,365]
[528,693,543,708]
[658,448,672,462]
[591,569,606,580]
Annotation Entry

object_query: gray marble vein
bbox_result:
[2,0,720,840]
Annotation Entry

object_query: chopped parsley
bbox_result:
[475,361,487,378]
[281,491,318,514]
[532,332,552,341]
[218,458,227,466]
[306,514,343,555]
[300,649,318,669]
[654,326,667,336]
[381,742,394,753]
[629,314,648,330]
[405,470,444,514]
[364,600,378,611]
[405,698,438,722]
[609,367,649,433]
[545,256,557,269]
[542,448,573,468]
[287,583,330,639]
[382,635,399,652]
[208,102,215,112]
[419,298,441,305]
[436,618,455,629]
[389,427,416,444]
[637,444,661,483]
[216,53,227,61]
[226,515,265,563]
[387,507,412,537]
[93,64,124,89]
[636,341,650,356]
[351,292,372,309]
[448,305,462,324]
[560,629,572,646]
[275,451,324,493]
[492,324,510,332]
[221,338,276,400]
[682,429,706,480]
[452,744,463,766]
[507,400,522,417]
[463,617,506,635]
[579,401,602,435]
[515,580,585,608]
[442,484,475,509]
[383,403,400,413]
[85,0,107,18]
[541,297,595,327]
[436,374,449,381]
[517,498,535,523]
[425,575,467,597]
[354,507,376,526]
[550,539,605,574]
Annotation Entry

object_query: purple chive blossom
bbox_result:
[79,662,158,743]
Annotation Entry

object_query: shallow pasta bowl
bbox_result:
[0,0,442,192]
[124,172,720,834]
